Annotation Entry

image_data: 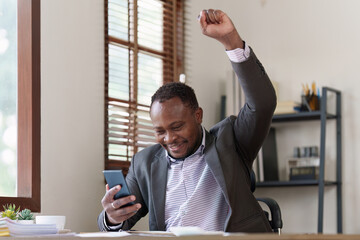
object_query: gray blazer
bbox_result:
[98,49,277,233]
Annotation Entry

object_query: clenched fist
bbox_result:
[199,9,244,50]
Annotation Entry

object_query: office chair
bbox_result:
[250,170,283,234]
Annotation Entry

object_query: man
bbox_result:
[98,9,276,232]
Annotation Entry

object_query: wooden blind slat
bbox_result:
[109,140,153,148]
[109,127,131,134]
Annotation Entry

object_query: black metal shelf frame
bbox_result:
[256,180,337,187]
[257,87,342,233]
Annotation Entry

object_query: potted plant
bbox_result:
[18,209,35,224]
[1,204,20,220]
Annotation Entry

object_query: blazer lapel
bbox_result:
[203,131,230,204]
[150,150,168,231]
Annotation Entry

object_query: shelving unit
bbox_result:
[256,87,342,233]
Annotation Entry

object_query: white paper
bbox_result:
[75,232,130,237]
[1,217,58,236]
[169,226,223,236]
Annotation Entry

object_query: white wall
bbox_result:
[185,0,360,234]
[41,0,105,232]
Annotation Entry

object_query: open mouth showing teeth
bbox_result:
[169,143,183,151]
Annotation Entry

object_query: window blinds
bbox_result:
[105,0,184,171]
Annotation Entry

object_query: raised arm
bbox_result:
[199,9,277,167]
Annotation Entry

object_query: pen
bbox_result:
[312,82,316,95]
[306,84,310,96]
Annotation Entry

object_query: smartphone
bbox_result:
[103,170,134,207]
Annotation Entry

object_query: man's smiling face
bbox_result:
[150,97,203,159]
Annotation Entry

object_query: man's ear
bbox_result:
[195,107,203,124]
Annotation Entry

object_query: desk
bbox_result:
[2,233,360,240]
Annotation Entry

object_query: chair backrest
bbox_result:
[250,169,283,234]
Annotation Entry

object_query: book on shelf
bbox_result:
[274,101,301,115]
[290,166,319,180]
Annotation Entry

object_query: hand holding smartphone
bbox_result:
[103,170,134,207]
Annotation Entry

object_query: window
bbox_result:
[0,0,17,198]
[0,0,41,211]
[105,0,184,173]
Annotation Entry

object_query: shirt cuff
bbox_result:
[226,42,250,63]
[103,212,123,231]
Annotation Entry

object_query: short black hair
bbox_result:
[150,82,199,111]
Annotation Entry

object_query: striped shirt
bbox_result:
[164,127,228,231]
